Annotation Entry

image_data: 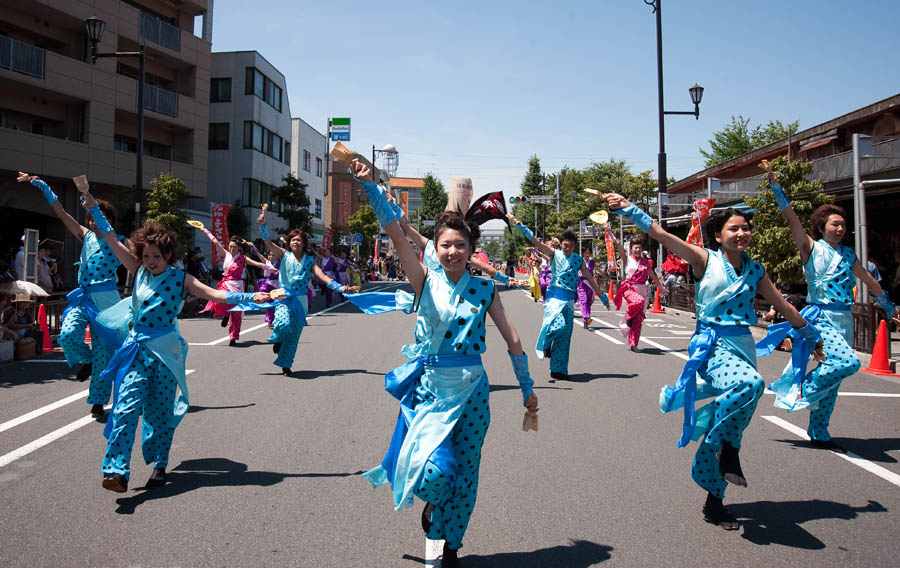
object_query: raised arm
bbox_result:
[197,225,227,258]
[244,257,265,270]
[349,159,426,296]
[311,264,357,294]
[257,210,285,260]
[394,198,429,251]
[766,170,814,262]
[508,214,554,258]
[81,191,140,274]
[21,175,88,240]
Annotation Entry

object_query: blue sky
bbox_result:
[207,0,899,197]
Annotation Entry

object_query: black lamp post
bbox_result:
[645,0,704,229]
[85,16,145,224]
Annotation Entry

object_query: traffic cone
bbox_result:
[649,287,665,314]
[863,319,898,376]
[608,280,615,299]
[37,303,52,352]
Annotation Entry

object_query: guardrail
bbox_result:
[139,83,178,117]
[139,12,180,52]
[0,36,45,79]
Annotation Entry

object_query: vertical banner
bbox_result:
[210,203,231,267]
[685,198,716,247]
[400,191,409,219]
[374,237,379,261]
[339,181,352,225]
[604,228,616,271]
[322,226,333,250]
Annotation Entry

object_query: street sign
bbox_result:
[353,232,363,244]
[330,117,350,141]
[423,220,436,227]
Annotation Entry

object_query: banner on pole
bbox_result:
[400,191,409,219]
[685,198,716,247]
[210,203,231,267]
[323,226,333,250]
[604,228,616,271]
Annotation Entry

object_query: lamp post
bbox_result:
[372,144,399,181]
[84,16,145,224]
[645,0,704,229]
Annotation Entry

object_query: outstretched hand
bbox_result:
[602,192,630,211]
[81,190,97,208]
[524,392,538,413]
[252,292,271,303]
[350,159,372,181]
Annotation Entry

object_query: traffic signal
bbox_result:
[509,196,528,204]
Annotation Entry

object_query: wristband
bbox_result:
[327,279,343,292]
[86,203,113,235]
[610,204,653,233]
[515,224,534,241]
[225,291,256,305]
[259,224,271,240]
[769,183,790,211]
[508,352,534,404]
[874,291,897,315]
[389,200,404,220]
[357,179,400,228]
[30,179,58,205]
[492,272,510,286]
[598,291,610,308]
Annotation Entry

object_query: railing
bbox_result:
[139,11,181,52]
[139,83,179,117]
[810,137,900,184]
[0,36,45,79]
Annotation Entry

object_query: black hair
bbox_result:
[560,229,577,243]
[434,211,480,247]
[809,204,847,240]
[629,235,646,249]
[702,208,753,250]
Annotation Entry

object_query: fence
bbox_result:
[139,12,180,52]
[140,84,178,117]
[0,36,45,79]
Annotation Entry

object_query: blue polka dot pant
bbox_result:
[59,306,115,406]
[691,346,764,499]
[271,303,303,369]
[546,306,574,374]
[805,320,860,441]
[415,378,490,550]
[101,348,178,480]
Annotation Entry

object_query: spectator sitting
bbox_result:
[0,295,19,343]
[6,295,40,341]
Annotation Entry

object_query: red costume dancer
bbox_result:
[609,230,664,352]
[200,235,246,346]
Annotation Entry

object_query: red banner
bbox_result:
[322,226,333,250]
[210,203,231,267]
[374,237,379,261]
[605,228,616,271]
[685,198,716,247]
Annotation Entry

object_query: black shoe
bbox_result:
[629,345,641,353]
[101,473,128,493]
[421,502,435,534]
[229,339,236,347]
[90,404,105,419]
[702,493,739,530]
[76,363,92,382]
[220,315,229,327]
[550,372,570,381]
[273,342,281,354]
[717,442,747,487]
[146,467,167,488]
[442,542,460,568]
[281,367,292,376]
[810,439,846,453]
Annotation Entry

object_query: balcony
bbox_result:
[139,84,179,117]
[139,12,181,52]
[0,36,45,80]
[810,137,900,184]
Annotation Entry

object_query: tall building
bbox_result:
[205,50,291,241]
[0,0,211,285]
[389,176,424,228]
[290,117,326,244]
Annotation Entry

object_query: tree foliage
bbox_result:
[743,156,833,285]
[226,201,250,240]
[271,174,312,234]
[418,173,447,239]
[700,115,800,167]
[145,173,192,257]
[347,205,379,258]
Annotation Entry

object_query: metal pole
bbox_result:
[655,0,666,229]
[852,133,863,302]
[135,44,145,225]
[854,134,870,305]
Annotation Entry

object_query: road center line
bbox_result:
[762,415,900,488]
[0,390,89,433]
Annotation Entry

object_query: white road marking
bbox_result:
[20,360,70,363]
[762,415,900,488]
[637,336,690,361]
[0,390,89,433]
[590,328,624,345]
[762,391,900,399]
[425,538,443,566]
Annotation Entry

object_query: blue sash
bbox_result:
[62,281,117,323]
[535,286,575,359]
[755,305,822,391]
[229,289,308,326]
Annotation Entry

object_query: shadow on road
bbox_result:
[402,539,613,567]
[276,368,384,380]
[728,499,887,549]
[776,437,900,464]
[0,355,75,388]
[113,457,363,515]
[489,384,574,393]
[186,403,256,414]
[564,372,639,383]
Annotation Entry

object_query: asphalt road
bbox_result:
[2,281,900,567]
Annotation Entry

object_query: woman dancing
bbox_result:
[351,160,538,567]
[256,211,355,376]
[763,174,898,451]
[198,232,247,346]
[600,191,820,530]
[576,247,610,329]
[22,175,123,418]
[80,192,268,492]
[607,228,664,351]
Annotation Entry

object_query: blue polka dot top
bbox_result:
[549,249,583,293]
[279,252,316,291]
[132,266,187,330]
[78,231,122,287]
[416,270,495,356]
[805,240,856,307]
[694,250,764,326]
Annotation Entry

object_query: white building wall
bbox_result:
[291,117,327,243]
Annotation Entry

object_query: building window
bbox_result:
[316,157,323,177]
[244,67,282,112]
[242,178,281,211]
[114,138,137,153]
[208,123,229,149]
[315,198,322,219]
[303,149,311,171]
[243,121,284,162]
[210,78,231,102]
[283,141,291,164]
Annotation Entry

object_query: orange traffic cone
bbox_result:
[649,287,665,314]
[608,280,615,299]
[37,303,52,352]
[863,319,898,376]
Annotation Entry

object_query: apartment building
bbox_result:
[0,0,211,285]
[289,117,326,244]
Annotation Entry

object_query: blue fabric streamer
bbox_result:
[610,204,653,232]
[259,224,270,240]
[492,272,510,286]
[229,288,308,326]
[514,224,534,241]
[343,291,415,315]
[62,281,117,325]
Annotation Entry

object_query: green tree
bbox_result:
[700,115,799,167]
[226,201,250,240]
[743,156,833,285]
[144,172,191,257]
[271,174,312,233]
[509,156,544,253]
[418,173,447,239]
[483,240,502,260]
[347,205,380,258]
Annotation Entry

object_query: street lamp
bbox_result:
[372,144,399,180]
[84,16,146,224]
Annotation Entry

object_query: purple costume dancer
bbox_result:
[256,258,280,324]
[319,252,337,308]
[538,259,552,302]
[577,256,596,323]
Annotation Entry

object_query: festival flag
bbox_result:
[465,191,510,228]
[604,227,616,271]
[685,198,716,247]
[323,227,333,250]
[210,203,231,267]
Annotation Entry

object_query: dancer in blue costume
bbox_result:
[21,174,125,419]
[763,173,898,452]
[80,192,269,493]
[600,191,821,530]
[351,160,538,568]
[509,216,605,381]
[256,210,357,376]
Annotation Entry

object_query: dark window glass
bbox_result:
[210,78,231,102]
[284,141,291,164]
[208,123,229,149]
